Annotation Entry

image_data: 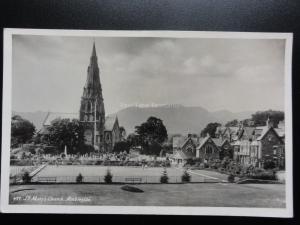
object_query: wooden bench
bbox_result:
[37,177,57,183]
[125,177,142,183]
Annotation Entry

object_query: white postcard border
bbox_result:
[1,28,294,217]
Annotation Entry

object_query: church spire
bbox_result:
[84,41,101,93]
[92,41,97,57]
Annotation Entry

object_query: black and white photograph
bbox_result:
[0,29,293,217]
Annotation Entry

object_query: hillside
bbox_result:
[13,106,254,135]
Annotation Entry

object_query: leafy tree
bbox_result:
[181,169,191,183]
[126,133,140,147]
[42,118,86,154]
[104,169,113,183]
[11,115,36,147]
[200,122,221,138]
[76,173,83,183]
[113,141,131,153]
[160,168,169,183]
[225,119,238,127]
[251,110,284,128]
[135,117,168,154]
[22,171,32,183]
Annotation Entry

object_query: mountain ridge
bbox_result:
[13,106,255,135]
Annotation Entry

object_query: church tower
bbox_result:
[79,42,105,151]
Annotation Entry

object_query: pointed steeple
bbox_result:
[84,41,101,95]
[92,41,97,57]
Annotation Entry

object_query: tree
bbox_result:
[42,118,87,154]
[200,122,221,138]
[119,126,126,139]
[11,115,36,147]
[251,110,284,127]
[225,119,238,127]
[113,141,131,153]
[126,133,140,147]
[135,117,168,155]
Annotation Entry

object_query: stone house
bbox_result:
[196,135,220,162]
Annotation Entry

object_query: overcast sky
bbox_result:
[12,34,285,114]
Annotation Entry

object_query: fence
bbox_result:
[16,175,222,184]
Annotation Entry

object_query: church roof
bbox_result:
[104,115,117,131]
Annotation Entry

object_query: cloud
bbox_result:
[12,35,285,114]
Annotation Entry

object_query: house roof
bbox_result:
[172,136,186,148]
[196,136,210,150]
[173,136,198,149]
[239,127,256,140]
[211,138,227,147]
[172,149,194,160]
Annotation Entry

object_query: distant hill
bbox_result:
[13,106,254,135]
[112,105,254,135]
[12,111,49,131]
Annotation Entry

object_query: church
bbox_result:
[42,42,121,152]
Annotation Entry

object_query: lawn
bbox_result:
[9,183,286,208]
[32,165,229,183]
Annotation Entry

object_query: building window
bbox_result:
[206,146,213,154]
[273,146,278,155]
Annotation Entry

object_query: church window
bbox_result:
[84,115,88,121]
[87,101,92,112]
[106,133,110,141]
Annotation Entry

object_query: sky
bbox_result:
[12,34,285,114]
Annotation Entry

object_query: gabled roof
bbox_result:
[104,115,118,131]
[239,127,256,140]
[43,112,79,126]
[172,149,194,160]
[197,136,213,150]
[211,138,228,147]
[181,137,198,149]
[172,136,186,148]
[256,126,282,142]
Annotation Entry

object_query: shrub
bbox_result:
[22,171,32,183]
[263,160,276,170]
[104,169,113,183]
[248,171,276,180]
[160,168,169,183]
[181,169,191,183]
[76,173,83,183]
[227,174,235,183]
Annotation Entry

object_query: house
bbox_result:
[196,135,220,163]
[171,134,198,164]
[215,126,240,142]
[232,119,285,168]
[212,138,233,159]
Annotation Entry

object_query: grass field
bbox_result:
[32,165,229,183]
[9,183,286,207]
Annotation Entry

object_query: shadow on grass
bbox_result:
[121,185,144,193]
[10,188,36,193]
